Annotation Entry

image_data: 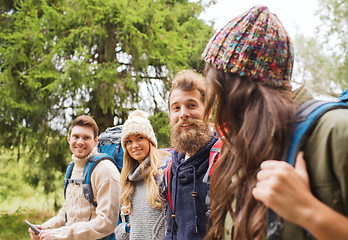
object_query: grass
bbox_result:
[0,210,55,240]
[0,187,63,214]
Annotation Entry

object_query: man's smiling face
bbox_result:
[67,125,97,158]
[169,89,211,155]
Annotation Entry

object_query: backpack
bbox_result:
[97,125,124,173]
[163,138,223,212]
[267,89,348,240]
[63,125,124,240]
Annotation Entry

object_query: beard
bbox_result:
[170,117,212,155]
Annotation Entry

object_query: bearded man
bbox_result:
[163,70,219,240]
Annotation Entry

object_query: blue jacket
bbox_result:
[164,135,219,240]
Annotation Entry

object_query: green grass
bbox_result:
[0,188,63,214]
[0,210,55,240]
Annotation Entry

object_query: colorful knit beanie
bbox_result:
[121,110,157,149]
[202,5,294,87]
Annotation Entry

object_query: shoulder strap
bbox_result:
[82,153,115,207]
[203,138,223,184]
[208,138,223,176]
[286,99,348,166]
[338,88,348,102]
[164,159,174,211]
[64,161,75,199]
[161,148,175,212]
[164,159,174,212]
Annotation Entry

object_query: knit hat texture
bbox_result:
[121,110,157,149]
[202,5,294,87]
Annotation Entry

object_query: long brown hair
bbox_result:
[204,64,296,240]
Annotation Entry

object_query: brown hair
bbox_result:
[203,64,295,240]
[168,69,206,110]
[68,115,99,139]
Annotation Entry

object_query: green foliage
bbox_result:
[317,0,348,90]
[149,110,171,148]
[0,0,213,199]
[0,147,64,213]
[294,0,347,96]
[0,150,26,202]
[293,34,346,96]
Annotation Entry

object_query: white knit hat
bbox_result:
[121,110,157,149]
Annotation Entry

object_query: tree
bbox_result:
[293,0,347,96]
[0,0,213,196]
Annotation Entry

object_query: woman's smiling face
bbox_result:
[125,134,150,163]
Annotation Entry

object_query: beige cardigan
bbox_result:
[43,148,121,240]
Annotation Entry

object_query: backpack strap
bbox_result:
[82,153,115,208]
[338,88,348,102]
[164,159,174,212]
[203,138,223,184]
[161,148,174,212]
[286,100,348,166]
[64,161,80,199]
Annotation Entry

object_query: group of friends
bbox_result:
[28,5,348,240]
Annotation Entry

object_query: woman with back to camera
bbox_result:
[115,110,170,240]
[201,5,348,240]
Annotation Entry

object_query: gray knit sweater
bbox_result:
[115,156,167,240]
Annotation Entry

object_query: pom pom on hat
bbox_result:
[129,110,146,118]
[121,110,157,149]
[202,5,294,88]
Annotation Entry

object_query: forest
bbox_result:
[0,0,347,238]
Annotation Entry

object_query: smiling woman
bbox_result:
[116,110,171,240]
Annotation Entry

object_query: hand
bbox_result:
[39,229,52,240]
[253,152,348,240]
[28,225,44,240]
[127,222,131,228]
[252,152,315,226]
